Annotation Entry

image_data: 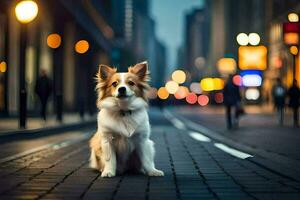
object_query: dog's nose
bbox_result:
[118,87,126,94]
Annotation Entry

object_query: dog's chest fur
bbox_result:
[97,107,149,138]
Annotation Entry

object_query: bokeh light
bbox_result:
[186,93,198,104]
[245,88,260,100]
[172,70,186,84]
[157,87,169,100]
[147,87,157,99]
[248,33,260,45]
[190,82,202,94]
[198,95,209,106]
[0,61,7,73]
[200,78,224,91]
[174,86,189,99]
[75,40,89,54]
[242,74,262,87]
[290,45,298,55]
[233,75,242,86]
[288,13,299,22]
[47,33,61,49]
[236,33,249,46]
[15,0,38,23]
[165,80,179,94]
[214,92,223,103]
[200,78,214,91]
[217,58,237,75]
[213,78,224,90]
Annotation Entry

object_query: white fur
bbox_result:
[90,96,164,177]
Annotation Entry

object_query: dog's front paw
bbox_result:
[101,170,116,178]
[147,169,164,177]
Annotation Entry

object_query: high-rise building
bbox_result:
[183,6,211,81]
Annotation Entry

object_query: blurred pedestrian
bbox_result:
[287,79,300,127]
[272,78,286,125]
[223,74,242,129]
[35,69,52,121]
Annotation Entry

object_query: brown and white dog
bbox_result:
[89,61,164,177]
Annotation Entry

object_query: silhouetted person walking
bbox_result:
[223,74,242,129]
[272,78,286,125]
[287,79,300,127]
[35,69,52,121]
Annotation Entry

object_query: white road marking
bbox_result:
[214,143,253,159]
[189,132,211,142]
[164,110,186,130]
[171,118,186,130]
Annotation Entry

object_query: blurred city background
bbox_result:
[0,0,300,129]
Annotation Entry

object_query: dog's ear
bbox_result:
[128,61,149,81]
[97,64,116,80]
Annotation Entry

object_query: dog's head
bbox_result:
[96,61,150,108]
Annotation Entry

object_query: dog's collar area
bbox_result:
[120,109,132,116]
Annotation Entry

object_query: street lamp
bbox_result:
[15,0,38,128]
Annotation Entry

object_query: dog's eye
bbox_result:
[112,81,118,87]
[128,81,135,86]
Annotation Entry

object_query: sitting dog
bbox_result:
[89,61,164,177]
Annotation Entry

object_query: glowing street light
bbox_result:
[248,33,260,45]
[15,0,38,24]
[15,0,39,128]
[288,13,299,22]
[236,33,249,46]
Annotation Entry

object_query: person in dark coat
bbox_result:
[223,74,242,129]
[287,79,300,127]
[35,69,52,121]
[272,78,286,125]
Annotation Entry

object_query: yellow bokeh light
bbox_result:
[288,13,299,22]
[200,78,224,91]
[47,33,61,49]
[75,40,89,54]
[290,46,298,55]
[213,78,224,90]
[15,0,38,23]
[200,78,214,91]
[165,81,179,94]
[0,61,7,73]
[157,87,169,100]
[172,70,186,84]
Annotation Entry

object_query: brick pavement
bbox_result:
[1,114,300,199]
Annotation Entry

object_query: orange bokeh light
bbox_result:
[47,33,61,49]
[186,93,197,104]
[238,46,267,70]
[157,87,169,100]
[198,95,209,106]
[75,40,89,54]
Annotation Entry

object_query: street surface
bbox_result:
[0,107,300,200]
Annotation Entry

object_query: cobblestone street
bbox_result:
[1,110,300,199]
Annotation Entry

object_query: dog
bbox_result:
[89,61,164,178]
